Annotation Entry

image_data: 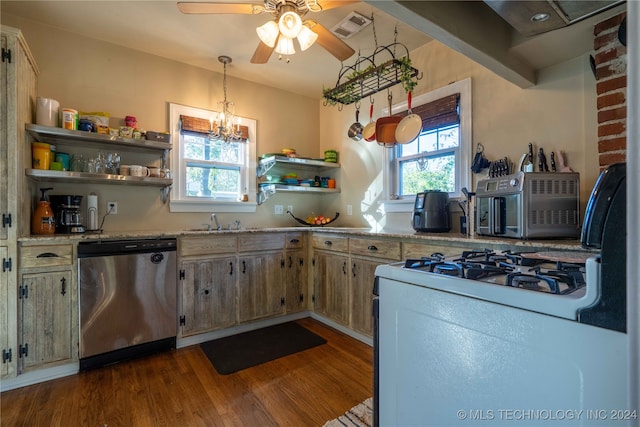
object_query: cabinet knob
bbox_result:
[290,238,300,244]
[367,245,378,251]
[324,240,333,246]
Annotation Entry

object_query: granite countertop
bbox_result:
[18,227,591,252]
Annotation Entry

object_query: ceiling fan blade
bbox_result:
[316,1,360,11]
[307,21,355,61]
[250,41,275,64]
[177,2,258,14]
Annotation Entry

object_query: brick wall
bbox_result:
[594,12,627,167]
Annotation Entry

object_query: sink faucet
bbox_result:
[210,213,222,231]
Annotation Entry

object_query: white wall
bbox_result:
[319,40,599,232]
[5,14,599,234]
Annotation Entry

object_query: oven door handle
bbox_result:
[492,197,506,234]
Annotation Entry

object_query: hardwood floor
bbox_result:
[0,318,373,427]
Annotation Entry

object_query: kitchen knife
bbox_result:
[528,142,534,165]
[550,152,557,172]
[538,148,549,172]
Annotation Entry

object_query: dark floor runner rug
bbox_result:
[200,321,327,375]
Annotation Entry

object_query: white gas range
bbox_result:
[373,163,631,427]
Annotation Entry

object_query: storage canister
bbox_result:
[31,142,51,170]
[62,108,78,130]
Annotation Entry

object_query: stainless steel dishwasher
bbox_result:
[78,238,177,370]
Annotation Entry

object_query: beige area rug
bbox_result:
[323,398,373,427]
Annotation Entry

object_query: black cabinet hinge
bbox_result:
[179,315,186,326]
[19,285,28,299]
[299,293,304,303]
[280,297,285,306]
[19,344,28,358]
[2,213,12,228]
[179,269,185,280]
[280,258,285,268]
[2,257,12,273]
[312,294,316,303]
[299,258,304,267]
[1,48,11,64]
[2,348,12,363]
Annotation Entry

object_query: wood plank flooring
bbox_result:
[0,318,373,427]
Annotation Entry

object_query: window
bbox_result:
[383,78,471,212]
[169,103,257,213]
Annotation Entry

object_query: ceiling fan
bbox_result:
[177,0,359,63]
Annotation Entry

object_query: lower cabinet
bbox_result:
[313,251,350,326]
[1,245,13,378]
[238,251,285,322]
[285,249,307,313]
[179,256,237,337]
[350,258,381,336]
[19,270,73,372]
[17,243,76,374]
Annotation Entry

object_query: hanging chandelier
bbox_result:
[209,55,243,143]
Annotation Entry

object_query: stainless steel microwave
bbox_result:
[475,171,581,239]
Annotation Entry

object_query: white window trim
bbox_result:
[381,78,472,213]
[168,103,257,213]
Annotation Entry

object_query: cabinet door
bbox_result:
[350,258,381,336]
[19,270,73,372]
[0,246,10,377]
[313,252,349,326]
[180,256,236,337]
[285,249,307,313]
[238,252,284,322]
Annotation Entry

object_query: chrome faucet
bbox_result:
[210,213,222,231]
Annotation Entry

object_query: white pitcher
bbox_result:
[36,97,60,127]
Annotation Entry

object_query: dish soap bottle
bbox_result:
[32,187,56,235]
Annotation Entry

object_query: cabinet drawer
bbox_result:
[20,244,73,268]
[311,234,349,253]
[285,233,305,249]
[402,242,465,259]
[238,233,285,252]
[180,236,237,257]
[350,238,401,260]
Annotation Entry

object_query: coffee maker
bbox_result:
[49,195,85,234]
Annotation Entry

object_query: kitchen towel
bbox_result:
[200,321,327,375]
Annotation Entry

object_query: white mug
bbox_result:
[129,165,149,177]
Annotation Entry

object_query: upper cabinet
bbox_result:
[256,155,340,205]
[25,124,173,202]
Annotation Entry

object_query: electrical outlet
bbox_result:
[347,204,353,216]
[287,205,293,214]
[107,201,118,215]
[274,205,284,215]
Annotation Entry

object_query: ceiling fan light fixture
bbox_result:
[297,25,318,51]
[256,20,279,47]
[279,11,303,38]
[275,35,296,55]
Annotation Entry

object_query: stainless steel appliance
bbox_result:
[411,190,451,232]
[78,238,177,370]
[475,171,580,239]
[373,163,628,426]
[49,194,85,234]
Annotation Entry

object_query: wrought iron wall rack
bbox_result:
[323,43,422,107]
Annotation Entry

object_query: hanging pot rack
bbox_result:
[322,42,422,108]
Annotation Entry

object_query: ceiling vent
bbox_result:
[331,11,372,39]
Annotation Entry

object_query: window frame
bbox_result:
[169,103,257,213]
[382,78,472,213]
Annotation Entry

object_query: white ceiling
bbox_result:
[0,0,432,99]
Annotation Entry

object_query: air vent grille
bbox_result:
[331,11,372,40]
